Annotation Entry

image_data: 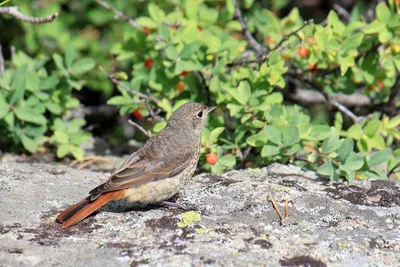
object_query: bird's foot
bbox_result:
[70,156,112,170]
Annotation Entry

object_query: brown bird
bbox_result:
[57,102,215,228]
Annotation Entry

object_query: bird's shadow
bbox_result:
[99,194,184,214]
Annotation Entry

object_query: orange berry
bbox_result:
[377,80,383,89]
[133,109,143,119]
[266,37,274,45]
[176,81,185,92]
[171,25,177,30]
[21,153,27,159]
[143,27,152,35]
[308,64,316,70]
[144,59,153,69]
[181,70,189,76]
[197,25,203,31]
[206,153,218,165]
[298,47,309,58]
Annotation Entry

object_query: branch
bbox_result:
[232,0,267,55]
[286,88,371,107]
[0,44,4,76]
[128,119,152,138]
[95,0,141,29]
[333,4,351,22]
[287,71,365,124]
[99,66,160,103]
[0,6,58,24]
[227,20,313,68]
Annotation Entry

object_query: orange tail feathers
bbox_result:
[56,191,125,228]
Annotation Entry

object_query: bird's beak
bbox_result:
[208,106,217,112]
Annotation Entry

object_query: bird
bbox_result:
[56,102,216,228]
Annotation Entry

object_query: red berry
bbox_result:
[197,25,203,31]
[181,70,189,76]
[176,81,185,92]
[171,25,177,30]
[144,59,153,69]
[206,153,218,165]
[308,63,316,70]
[133,109,143,119]
[143,27,152,35]
[376,80,383,89]
[298,47,309,58]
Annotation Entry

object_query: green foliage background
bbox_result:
[0,0,399,181]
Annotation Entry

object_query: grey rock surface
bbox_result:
[0,161,399,267]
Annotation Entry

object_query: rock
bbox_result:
[0,161,399,266]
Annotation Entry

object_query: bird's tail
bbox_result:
[56,191,124,228]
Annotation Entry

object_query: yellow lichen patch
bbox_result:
[195,228,213,234]
[177,211,201,228]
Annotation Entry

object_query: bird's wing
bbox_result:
[89,152,193,196]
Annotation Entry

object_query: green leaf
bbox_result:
[65,44,77,69]
[56,144,70,158]
[70,145,84,159]
[14,107,46,125]
[387,115,400,128]
[166,46,178,60]
[317,160,334,178]
[53,54,68,76]
[227,104,242,116]
[180,42,201,60]
[237,81,251,104]
[347,124,363,140]
[264,92,283,104]
[70,132,91,146]
[368,148,391,167]
[282,126,299,147]
[9,67,26,105]
[153,121,167,133]
[40,76,59,90]
[20,134,39,153]
[46,102,62,115]
[334,112,343,132]
[71,58,95,76]
[308,125,331,140]
[363,120,381,137]
[321,128,340,154]
[107,95,133,105]
[0,93,9,119]
[148,3,165,24]
[341,153,365,171]
[246,131,267,147]
[363,20,386,34]
[376,3,391,23]
[341,33,363,52]
[338,138,354,163]
[53,131,69,144]
[265,125,281,145]
[136,17,158,28]
[209,127,225,142]
[261,145,280,157]
[218,155,236,167]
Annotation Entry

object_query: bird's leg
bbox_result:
[161,201,191,210]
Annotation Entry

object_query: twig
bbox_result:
[0,6,58,24]
[95,0,141,29]
[333,4,351,22]
[269,193,284,223]
[331,101,364,124]
[232,0,267,56]
[128,119,152,138]
[145,89,164,121]
[270,19,313,52]
[98,66,160,103]
[0,44,4,76]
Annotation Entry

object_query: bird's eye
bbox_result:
[197,111,203,118]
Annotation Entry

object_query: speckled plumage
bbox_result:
[57,102,213,228]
